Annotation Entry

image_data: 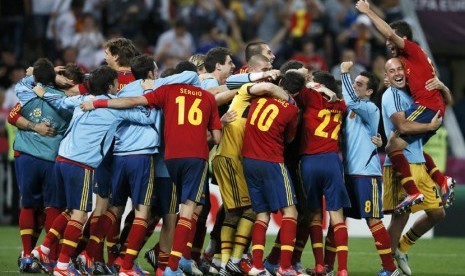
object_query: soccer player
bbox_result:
[13,59,84,272]
[298,70,350,276]
[355,0,453,213]
[80,67,222,276]
[14,59,74,273]
[242,71,304,276]
[340,61,398,276]
[235,41,276,73]
[382,57,447,276]
[30,65,156,276]
[211,54,283,276]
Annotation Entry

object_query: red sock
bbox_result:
[119,210,136,248]
[86,209,116,258]
[192,215,207,263]
[43,212,70,249]
[266,230,281,265]
[45,207,61,232]
[168,217,192,271]
[309,220,324,267]
[19,207,35,255]
[122,218,148,270]
[106,216,121,264]
[183,213,198,259]
[292,224,309,264]
[333,222,348,272]
[158,249,169,271]
[58,220,84,264]
[324,225,336,269]
[251,220,268,270]
[369,221,396,272]
[423,152,446,187]
[32,209,45,248]
[389,150,420,195]
[279,217,297,269]
[44,207,61,261]
[73,214,92,257]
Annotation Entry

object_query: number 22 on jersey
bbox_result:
[314,109,342,140]
[176,96,203,125]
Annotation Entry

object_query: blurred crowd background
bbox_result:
[1,0,465,225]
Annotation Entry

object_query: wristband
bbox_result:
[93,99,109,108]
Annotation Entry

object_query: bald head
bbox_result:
[248,54,272,73]
[385,58,406,89]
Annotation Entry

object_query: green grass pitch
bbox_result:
[1,226,464,275]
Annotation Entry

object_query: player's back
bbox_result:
[216,83,255,159]
[242,96,298,163]
[147,83,220,160]
[299,88,346,155]
[401,39,445,114]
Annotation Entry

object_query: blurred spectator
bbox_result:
[331,48,365,81]
[336,14,385,68]
[291,37,328,71]
[154,18,194,68]
[2,65,24,110]
[71,13,105,70]
[197,23,229,54]
[30,0,55,58]
[0,0,28,60]
[108,0,148,39]
[46,0,84,60]
[371,54,387,91]
[324,0,358,35]
[254,0,288,44]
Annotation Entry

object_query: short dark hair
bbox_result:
[89,65,117,95]
[360,71,379,96]
[103,38,139,67]
[174,61,197,74]
[390,20,413,41]
[281,71,306,94]
[55,63,85,89]
[312,71,339,96]
[244,41,267,62]
[204,47,231,73]
[279,60,304,75]
[131,55,155,79]
[160,68,176,78]
[33,58,55,85]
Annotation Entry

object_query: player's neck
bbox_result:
[114,65,131,73]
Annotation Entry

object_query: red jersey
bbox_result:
[144,84,222,160]
[401,39,445,115]
[79,71,135,94]
[299,88,346,155]
[234,65,249,74]
[242,97,299,163]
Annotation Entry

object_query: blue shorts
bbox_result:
[243,158,297,213]
[94,152,113,198]
[55,160,95,212]
[343,175,383,219]
[165,158,208,205]
[15,153,61,208]
[110,154,156,207]
[400,104,438,144]
[153,177,179,217]
[299,153,350,211]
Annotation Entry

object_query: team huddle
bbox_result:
[13,1,455,276]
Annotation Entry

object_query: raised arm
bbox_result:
[355,0,405,48]
[248,82,289,100]
[225,70,281,89]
